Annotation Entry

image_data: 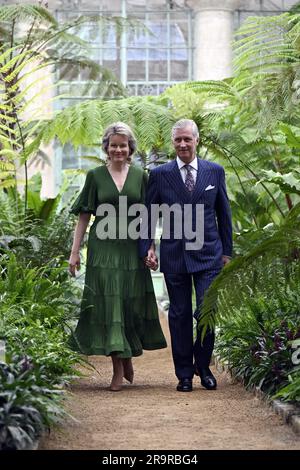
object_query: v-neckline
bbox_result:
[105,165,131,194]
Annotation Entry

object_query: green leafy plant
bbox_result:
[38,95,175,166]
[0,253,83,449]
[0,172,79,270]
[215,278,300,396]
[274,367,300,402]
[0,356,68,450]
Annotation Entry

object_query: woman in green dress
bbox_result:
[68,122,167,391]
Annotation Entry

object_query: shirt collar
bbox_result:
[176,156,198,171]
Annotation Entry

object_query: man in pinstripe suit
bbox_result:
[140,119,232,392]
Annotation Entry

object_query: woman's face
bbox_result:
[107,134,130,164]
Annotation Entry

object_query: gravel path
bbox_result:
[39,312,300,450]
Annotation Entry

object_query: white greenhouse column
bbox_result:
[29,64,57,200]
[189,0,241,81]
[15,22,57,199]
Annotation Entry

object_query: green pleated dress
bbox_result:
[69,164,167,358]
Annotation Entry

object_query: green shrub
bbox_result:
[0,356,67,450]
[0,253,83,449]
[216,285,300,398]
[274,367,300,402]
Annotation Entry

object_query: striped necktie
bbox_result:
[184,164,195,192]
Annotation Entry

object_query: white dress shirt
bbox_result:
[176,156,198,185]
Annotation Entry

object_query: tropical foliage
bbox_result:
[214,259,300,398]
[1,1,300,449]
[0,253,82,450]
[0,1,127,215]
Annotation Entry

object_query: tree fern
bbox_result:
[0,5,58,27]
[198,203,300,338]
[170,13,300,227]
[39,95,175,155]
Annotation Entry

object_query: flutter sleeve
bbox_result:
[70,170,98,216]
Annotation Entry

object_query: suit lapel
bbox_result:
[192,159,211,203]
[162,160,192,204]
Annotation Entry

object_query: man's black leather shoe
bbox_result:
[177,378,193,392]
[198,368,217,390]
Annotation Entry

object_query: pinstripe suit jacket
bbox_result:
[139,158,232,274]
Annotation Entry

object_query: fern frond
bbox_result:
[234,13,300,74]
[0,178,16,189]
[39,96,175,153]
[81,156,105,166]
[0,154,16,166]
[199,207,300,336]
[0,5,58,27]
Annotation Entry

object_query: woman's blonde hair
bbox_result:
[102,122,137,162]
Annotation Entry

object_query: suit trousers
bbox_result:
[164,269,221,380]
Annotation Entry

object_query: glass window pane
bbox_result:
[103,50,120,78]
[171,59,189,81]
[61,144,79,170]
[149,57,167,81]
[101,24,117,45]
[56,5,193,95]
[284,1,299,8]
[127,54,146,81]
[127,47,146,61]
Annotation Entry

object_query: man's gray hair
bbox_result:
[171,119,199,139]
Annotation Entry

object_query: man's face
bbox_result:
[172,126,199,164]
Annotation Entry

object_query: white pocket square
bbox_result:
[205,185,215,191]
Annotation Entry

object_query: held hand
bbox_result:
[222,255,231,266]
[144,247,158,271]
[150,259,159,271]
[69,252,80,277]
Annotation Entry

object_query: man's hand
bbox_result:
[222,255,231,266]
[144,246,158,271]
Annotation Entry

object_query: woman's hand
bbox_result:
[69,213,91,276]
[69,252,80,277]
